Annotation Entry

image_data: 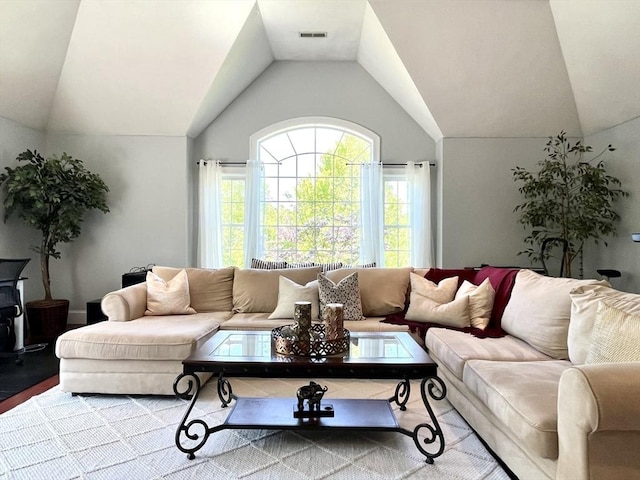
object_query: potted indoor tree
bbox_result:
[0,149,109,341]
[512,131,628,278]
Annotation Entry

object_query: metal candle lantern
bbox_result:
[294,301,312,352]
[323,303,344,341]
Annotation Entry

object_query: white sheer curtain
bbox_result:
[243,159,263,267]
[197,160,223,268]
[360,162,384,266]
[406,161,433,267]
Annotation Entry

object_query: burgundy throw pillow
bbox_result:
[425,268,476,289]
[472,266,520,329]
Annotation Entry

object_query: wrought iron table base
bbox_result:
[174,373,447,463]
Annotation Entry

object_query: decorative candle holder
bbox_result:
[323,303,344,341]
[294,301,312,353]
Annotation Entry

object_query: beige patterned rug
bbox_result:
[0,378,510,479]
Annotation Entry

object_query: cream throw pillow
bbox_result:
[501,269,608,359]
[568,285,640,364]
[406,271,469,326]
[145,269,196,316]
[406,293,469,327]
[585,302,640,364]
[455,278,495,330]
[409,273,458,304]
[268,276,320,320]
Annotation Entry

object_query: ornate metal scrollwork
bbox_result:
[217,372,236,408]
[412,376,447,463]
[174,373,211,459]
[389,378,411,411]
[173,372,199,400]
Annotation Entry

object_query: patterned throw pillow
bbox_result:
[288,262,315,268]
[318,272,364,321]
[251,258,287,269]
[585,302,640,364]
[145,269,196,315]
[315,262,343,272]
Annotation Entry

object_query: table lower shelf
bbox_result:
[174,373,447,463]
[226,397,399,430]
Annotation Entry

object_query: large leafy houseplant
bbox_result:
[0,150,109,332]
[512,132,628,278]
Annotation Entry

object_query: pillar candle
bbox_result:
[323,303,344,341]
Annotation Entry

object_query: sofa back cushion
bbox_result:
[152,266,235,312]
[233,266,322,313]
[324,267,411,316]
[501,269,608,359]
[568,284,640,364]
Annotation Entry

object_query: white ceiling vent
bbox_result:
[299,32,327,38]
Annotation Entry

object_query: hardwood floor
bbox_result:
[0,375,59,414]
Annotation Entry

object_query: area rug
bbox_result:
[0,378,511,479]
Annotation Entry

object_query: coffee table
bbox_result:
[173,329,446,463]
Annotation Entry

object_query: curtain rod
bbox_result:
[198,160,436,167]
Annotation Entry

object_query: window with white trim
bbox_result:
[217,118,422,268]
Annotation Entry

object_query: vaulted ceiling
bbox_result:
[1,0,638,141]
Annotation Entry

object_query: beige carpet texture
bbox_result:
[0,378,510,479]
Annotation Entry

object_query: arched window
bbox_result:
[247,117,380,265]
[208,117,431,269]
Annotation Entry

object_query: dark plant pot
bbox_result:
[25,299,69,344]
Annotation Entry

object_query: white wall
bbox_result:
[41,134,190,322]
[0,116,46,294]
[584,117,640,294]
[194,61,435,164]
[439,137,548,269]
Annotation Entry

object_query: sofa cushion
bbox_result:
[463,359,572,460]
[406,290,470,327]
[220,313,295,331]
[325,267,411,317]
[568,284,640,364]
[250,258,287,269]
[145,270,196,316]
[426,328,552,380]
[455,278,495,330]
[585,302,640,364]
[268,276,320,320]
[152,266,235,312]
[318,272,364,321]
[55,313,228,361]
[232,266,322,313]
[501,270,607,359]
[410,273,458,304]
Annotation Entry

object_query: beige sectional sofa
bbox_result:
[425,269,640,480]
[55,265,410,396]
[55,264,640,479]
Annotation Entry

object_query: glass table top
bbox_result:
[209,331,412,360]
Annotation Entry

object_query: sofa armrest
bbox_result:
[557,363,640,480]
[100,282,147,321]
